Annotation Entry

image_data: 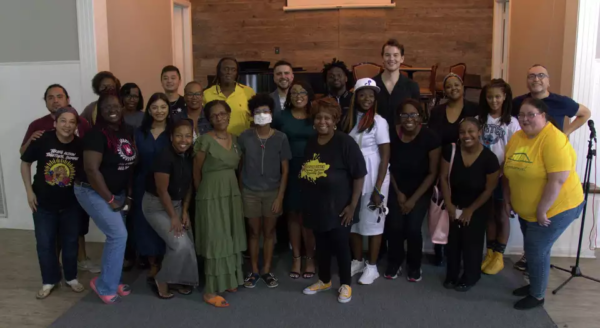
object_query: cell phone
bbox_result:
[455,208,463,228]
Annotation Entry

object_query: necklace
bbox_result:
[256,128,271,149]
[215,132,229,140]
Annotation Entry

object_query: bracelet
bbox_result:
[374,186,384,197]
[127,196,133,200]
[107,195,115,204]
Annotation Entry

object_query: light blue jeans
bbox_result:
[521,202,584,299]
[75,185,127,296]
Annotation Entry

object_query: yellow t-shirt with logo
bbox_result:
[504,123,583,222]
[203,83,255,136]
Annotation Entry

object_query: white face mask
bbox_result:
[254,113,272,126]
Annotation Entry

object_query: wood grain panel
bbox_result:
[191,0,493,88]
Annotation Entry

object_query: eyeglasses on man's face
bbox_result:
[527,73,548,81]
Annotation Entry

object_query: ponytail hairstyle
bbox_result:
[478,78,513,127]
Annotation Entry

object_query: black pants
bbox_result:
[315,225,352,286]
[446,204,489,285]
[386,191,429,271]
[124,209,136,262]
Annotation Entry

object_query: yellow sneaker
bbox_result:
[483,252,505,275]
[303,280,332,295]
[338,284,352,303]
[481,248,494,271]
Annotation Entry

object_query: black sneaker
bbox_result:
[514,255,527,271]
[514,295,544,310]
[407,269,422,282]
[384,264,401,280]
[512,285,530,297]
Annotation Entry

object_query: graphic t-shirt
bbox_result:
[21,131,83,210]
[300,131,367,232]
[504,123,583,222]
[479,115,520,165]
[81,127,137,194]
[169,95,187,117]
[145,146,193,201]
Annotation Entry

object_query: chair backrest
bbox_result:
[449,63,467,81]
[429,63,439,93]
[352,62,383,80]
[400,63,412,77]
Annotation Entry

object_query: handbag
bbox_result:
[428,143,456,245]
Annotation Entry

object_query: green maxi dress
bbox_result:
[194,134,246,294]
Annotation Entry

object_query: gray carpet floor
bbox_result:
[50,255,556,328]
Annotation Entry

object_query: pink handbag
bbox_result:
[428,143,455,245]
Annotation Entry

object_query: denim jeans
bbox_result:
[33,204,81,284]
[522,202,584,298]
[75,185,127,295]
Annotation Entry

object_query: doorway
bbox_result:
[492,0,510,80]
[171,0,193,94]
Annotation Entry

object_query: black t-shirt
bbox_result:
[390,127,441,198]
[300,131,367,232]
[442,145,499,209]
[81,127,137,194]
[428,100,479,146]
[145,146,193,201]
[21,131,83,210]
[372,73,421,129]
[169,95,187,117]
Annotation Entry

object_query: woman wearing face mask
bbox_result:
[301,98,367,304]
[272,80,317,280]
[428,72,479,265]
[477,79,520,275]
[20,107,86,299]
[120,83,145,129]
[75,91,137,304]
[194,100,245,307]
[505,98,583,310]
[440,118,499,292]
[133,93,173,283]
[341,78,390,285]
[238,93,292,288]
[142,119,198,299]
[385,99,441,282]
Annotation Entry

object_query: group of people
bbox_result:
[20,38,590,312]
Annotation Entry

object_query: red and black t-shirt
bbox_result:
[81,127,137,194]
[21,131,83,210]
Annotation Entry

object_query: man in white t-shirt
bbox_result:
[270,60,294,121]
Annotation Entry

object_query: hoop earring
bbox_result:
[334,126,337,130]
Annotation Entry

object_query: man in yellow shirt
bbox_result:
[204,57,255,136]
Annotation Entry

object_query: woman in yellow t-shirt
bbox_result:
[504,98,584,311]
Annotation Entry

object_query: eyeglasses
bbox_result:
[527,73,548,80]
[517,112,542,120]
[210,112,229,120]
[185,92,202,98]
[399,113,420,119]
[290,91,308,97]
[125,95,140,100]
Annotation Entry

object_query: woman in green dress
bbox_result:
[193,100,246,307]
[272,80,317,279]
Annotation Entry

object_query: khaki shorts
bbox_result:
[242,188,281,218]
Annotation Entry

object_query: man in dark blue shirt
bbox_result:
[512,64,590,135]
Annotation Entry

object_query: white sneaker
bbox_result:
[351,259,365,277]
[358,263,380,285]
[78,257,101,274]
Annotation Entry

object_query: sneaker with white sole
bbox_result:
[338,284,352,303]
[384,264,402,280]
[358,263,380,285]
[351,259,365,277]
[407,269,422,282]
[78,257,101,274]
[303,280,332,295]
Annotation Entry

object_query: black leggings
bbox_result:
[315,225,352,286]
[446,204,489,285]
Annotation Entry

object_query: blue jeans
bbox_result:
[75,185,127,295]
[33,204,81,284]
[521,202,584,298]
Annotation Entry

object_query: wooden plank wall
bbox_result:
[191,0,493,87]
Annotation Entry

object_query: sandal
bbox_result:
[226,288,238,293]
[66,280,85,293]
[151,280,174,300]
[117,284,131,296]
[169,284,193,295]
[89,277,121,304]
[303,256,316,279]
[36,284,57,299]
[262,273,279,288]
[204,295,229,308]
[289,256,301,279]
[244,272,260,288]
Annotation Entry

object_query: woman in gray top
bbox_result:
[120,83,145,129]
[238,93,292,289]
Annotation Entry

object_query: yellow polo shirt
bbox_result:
[504,123,583,222]
[203,83,255,136]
